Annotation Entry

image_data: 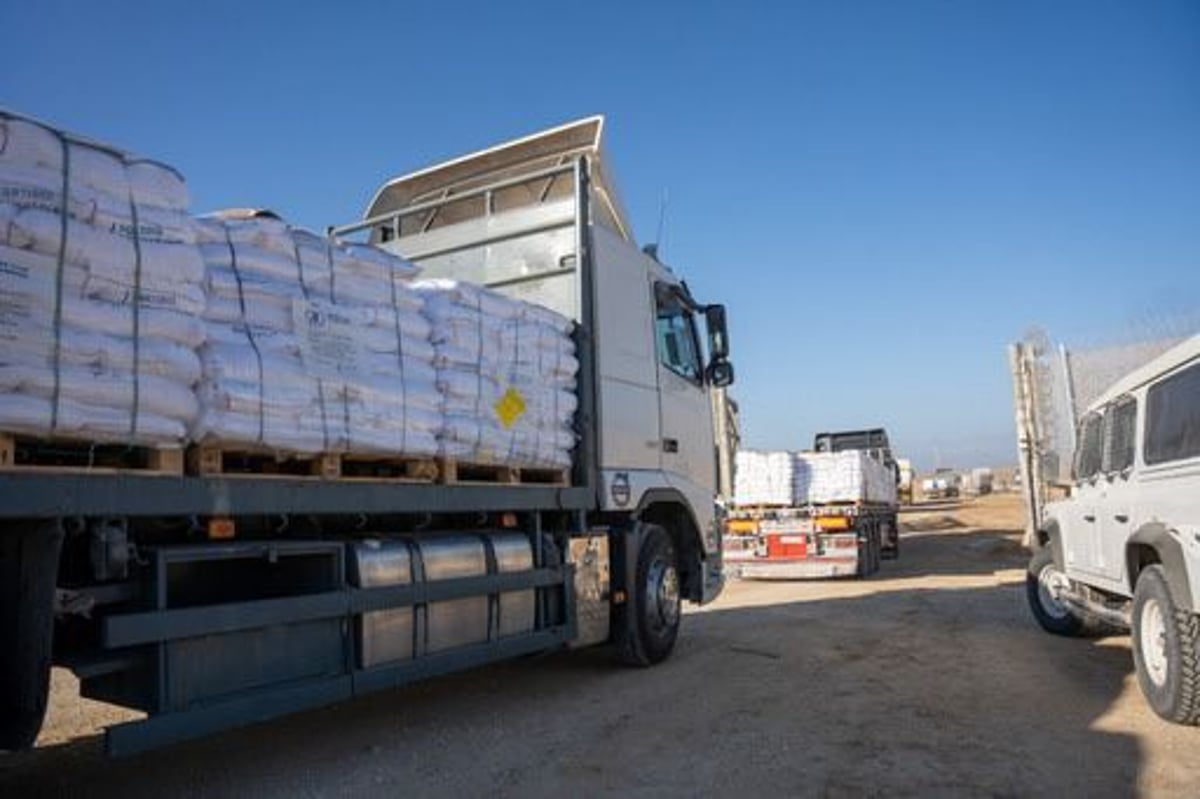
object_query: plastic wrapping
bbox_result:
[793,451,897,505]
[192,215,440,457]
[733,451,796,506]
[0,112,202,445]
[734,450,898,506]
[415,279,577,468]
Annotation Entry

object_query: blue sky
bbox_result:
[4,0,1198,470]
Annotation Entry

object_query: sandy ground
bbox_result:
[2,493,1198,797]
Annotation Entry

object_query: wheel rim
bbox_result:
[1139,598,1169,688]
[646,557,680,634]
[1036,563,1072,620]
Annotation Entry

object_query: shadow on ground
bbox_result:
[0,524,1147,798]
[886,527,1027,579]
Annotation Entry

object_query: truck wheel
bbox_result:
[856,523,879,578]
[1131,565,1200,725]
[873,523,883,573]
[0,522,63,751]
[881,519,899,560]
[1026,547,1087,637]
[615,525,681,666]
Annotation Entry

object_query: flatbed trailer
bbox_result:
[0,115,734,755]
[723,500,899,579]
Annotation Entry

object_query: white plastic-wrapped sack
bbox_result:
[0,117,189,209]
[192,214,440,457]
[414,279,578,469]
[793,451,897,505]
[0,111,203,445]
[733,450,795,506]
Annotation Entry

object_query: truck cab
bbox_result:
[344,116,733,604]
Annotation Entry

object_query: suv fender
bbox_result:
[1127,523,1195,612]
[1035,520,1065,570]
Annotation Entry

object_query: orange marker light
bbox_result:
[207,518,236,540]
[815,515,851,532]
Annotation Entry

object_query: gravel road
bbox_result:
[2,494,1197,797]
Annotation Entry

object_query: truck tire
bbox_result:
[854,528,868,578]
[1131,565,1200,725]
[615,525,681,666]
[1026,547,1088,637]
[873,526,883,572]
[0,522,64,751]
[856,523,880,578]
[881,518,899,560]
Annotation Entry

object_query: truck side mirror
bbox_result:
[706,360,735,388]
[704,304,729,361]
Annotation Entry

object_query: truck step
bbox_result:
[437,458,569,486]
[187,444,439,482]
[0,432,184,476]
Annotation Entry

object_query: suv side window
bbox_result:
[1075,411,1105,480]
[1104,396,1137,473]
[655,286,702,383]
[1145,360,1200,465]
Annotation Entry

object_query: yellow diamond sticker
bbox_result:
[494,387,527,429]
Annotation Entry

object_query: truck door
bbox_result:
[653,283,716,494]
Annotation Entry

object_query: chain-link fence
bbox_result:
[1008,329,1190,544]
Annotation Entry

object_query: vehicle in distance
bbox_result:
[921,468,960,500]
[725,428,900,579]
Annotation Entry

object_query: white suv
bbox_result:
[1027,334,1200,724]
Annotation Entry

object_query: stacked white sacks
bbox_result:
[793,451,897,505]
[415,280,578,469]
[733,450,796,506]
[0,114,204,443]
[192,214,442,456]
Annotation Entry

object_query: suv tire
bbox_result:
[1026,547,1088,637]
[1131,565,1200,725]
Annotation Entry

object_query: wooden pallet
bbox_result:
[187,444,438,482]
[437,458,569,486]
[0,432,183,475]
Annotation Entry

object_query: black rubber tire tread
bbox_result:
[1131,565,1200,725]
[0,523,63,751]
[615,524,680,667]
[866,523,881,576]
[881,517,899,560]
[872,525,883,573]
[854,527,867,578]
[1025,547,1087,637]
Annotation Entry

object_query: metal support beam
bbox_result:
[0,475,592,518]
[103,568,569,647]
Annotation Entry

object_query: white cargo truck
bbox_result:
[724,429,901,579]
[1026,334,1200,724]
[0,115,734,754]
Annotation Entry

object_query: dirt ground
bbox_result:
[2,493,1198,797]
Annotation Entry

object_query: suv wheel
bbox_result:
[1131,565,1200,725]
[1026,547,1088,636]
